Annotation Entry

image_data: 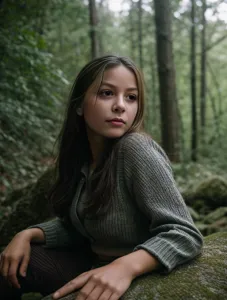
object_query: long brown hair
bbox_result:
[49,55,145,217]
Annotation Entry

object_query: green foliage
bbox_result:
[0,2,68,200]
[45,0,91,80]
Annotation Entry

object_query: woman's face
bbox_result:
[82,65,139,144]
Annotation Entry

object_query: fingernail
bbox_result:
[23,272,26,277]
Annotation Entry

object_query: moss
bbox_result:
[191,176,227,208]
[42,232,227,300]
[191,199,210,215]
[203,207,227,224]
[22,293,42,300]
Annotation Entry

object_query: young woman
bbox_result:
[0,55,203,300]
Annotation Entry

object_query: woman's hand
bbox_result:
[0,228,45,289]
[53,258,136,300]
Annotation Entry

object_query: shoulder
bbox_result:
[117,132,170,164]
[118,132,151,151]
[116,132,173,184]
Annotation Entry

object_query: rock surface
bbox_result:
[0,168,54,246]
[184,176,227,209]
[41,232,227,300]
[182,176,227,235]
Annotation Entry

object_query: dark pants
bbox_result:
[0,244,94,300]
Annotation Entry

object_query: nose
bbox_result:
[112,95,125,113]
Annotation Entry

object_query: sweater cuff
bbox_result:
[133,235,198,272]
[28,220,64,248]
[32,224,59,248]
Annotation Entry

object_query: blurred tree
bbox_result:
[154,0,180,162]
[200,0,207,135]
[190,0,197,161]
[128,0,137,61]
[98,0,105,56]
[89,0,99,59]
[138,0,143,69]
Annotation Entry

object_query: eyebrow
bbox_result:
[101,82,138,91]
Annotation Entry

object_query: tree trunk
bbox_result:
[98,0,105,56]
[154,0,180,162]
[138,0,143,69]
[191,0,197,161]
[200,0,207,132]
[88,0,99,59]
[148,45,157,131]
[129,0,136,61]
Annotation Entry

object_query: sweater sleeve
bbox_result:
[28,217,87,248]
[120,133,203,272]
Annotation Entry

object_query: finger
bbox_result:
[99,289,113,300]
[8,260,21,289]
[79,286,105,300]
[53,273,90,299]
[76,281,96,300]
[0,254,3,272]
[19,254,30,277]
[52,280,77,299]
[109,293,120,300]
[1,257,9,278]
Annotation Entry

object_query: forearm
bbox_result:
[115,249,160,279]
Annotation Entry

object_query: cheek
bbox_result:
[83,103,101,128]
[83,109,95,127]
[129,104,138,123]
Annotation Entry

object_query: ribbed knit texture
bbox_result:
[31,133,203,272]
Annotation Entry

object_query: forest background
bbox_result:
[1,0,227,213]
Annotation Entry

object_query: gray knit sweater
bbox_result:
[31,133,203,272]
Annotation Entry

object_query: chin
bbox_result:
[104,131,126,139]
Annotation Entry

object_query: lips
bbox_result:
[107,118,126,124]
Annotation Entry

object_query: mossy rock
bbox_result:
[0,168,54,246]
[203,207,227,224]
[3,183,34,206]
[42,232,227,300]
[189,199,210,215]
[195,207,227,235]
[22,293,42,300]
[184,176,227,209]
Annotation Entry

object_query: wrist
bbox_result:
[113,256,140,280]
[114,250,160,279]
[17,229,33,241]
[18,228,45,243]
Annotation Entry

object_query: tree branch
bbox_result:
[204,34,227,52]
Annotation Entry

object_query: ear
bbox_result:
[76,107,83,116]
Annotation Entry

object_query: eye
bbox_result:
[127,94,138,101]
[99,89,113,97]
